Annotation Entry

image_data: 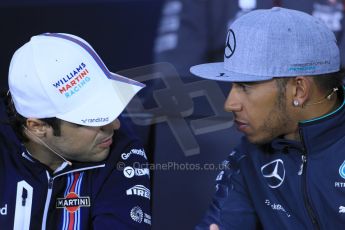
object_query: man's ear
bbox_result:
[291,76,312,107]
[24,118,49,138]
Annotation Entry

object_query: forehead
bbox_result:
[59,120,83,129]
[232,80,281,97]
[60,120,104,132]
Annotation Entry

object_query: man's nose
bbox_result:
[224,88,242,112]
[100,119,121,131]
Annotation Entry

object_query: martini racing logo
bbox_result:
[52,62,91,98]
[56,192,90,213]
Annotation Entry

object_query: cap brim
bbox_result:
[56,72,144,126]
[190,62,272,82]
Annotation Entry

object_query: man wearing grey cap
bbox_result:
[191,7,345,229]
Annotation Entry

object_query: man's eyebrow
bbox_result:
[236,79,273,86]
[235,81,258,86]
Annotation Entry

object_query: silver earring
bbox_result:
[293,100,299,107]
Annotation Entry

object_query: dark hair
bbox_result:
[311,67,345,93]
[275,67,345,95]
[2,90,61,142]
[275,78,289,97]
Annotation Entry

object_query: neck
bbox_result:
[284,88,342,141]
[24,142,64,171]
[302,88,341,120]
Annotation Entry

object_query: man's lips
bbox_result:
[97,136,113,148]
[234,120,249,132]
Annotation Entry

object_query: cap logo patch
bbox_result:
[52,62,91,98]
[81,117,109,124]
[224,29,236,59]
[288,60,331,72]
[215,73,230,78]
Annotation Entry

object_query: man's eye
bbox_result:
[239,84,247,90]
[237,83,250,92]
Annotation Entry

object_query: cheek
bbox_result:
[244,99,264,115]
[249,112,269,130]
[60,133,98,151]
[246,99,276,125]
[74,134,97,148]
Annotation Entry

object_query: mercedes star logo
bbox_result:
[224,29,236,59]
[261,159,285,189]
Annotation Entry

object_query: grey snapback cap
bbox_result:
[190,7,340,82]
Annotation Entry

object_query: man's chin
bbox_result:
[86,149,110,162]
[96,149,110,161]
[246,135,272,145]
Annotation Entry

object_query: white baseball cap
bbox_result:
[8,33,145,126]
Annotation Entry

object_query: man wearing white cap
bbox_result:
[191,7,345,229]
[0,33,151,229]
